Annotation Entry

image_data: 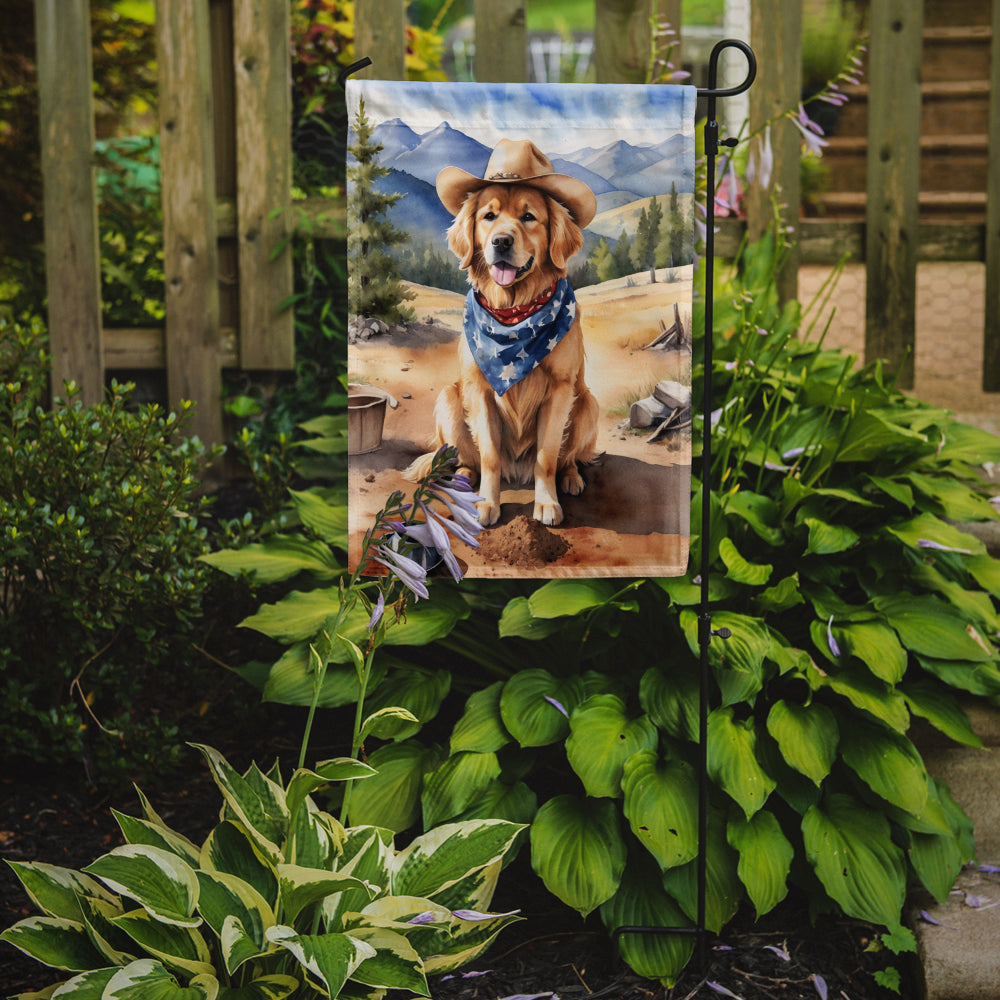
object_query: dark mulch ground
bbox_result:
[1,741,915,1000]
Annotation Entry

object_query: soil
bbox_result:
[478,514,572,568]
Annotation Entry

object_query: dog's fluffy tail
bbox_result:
[402,451,436,483]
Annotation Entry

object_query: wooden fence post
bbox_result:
[864,0,923,389]
[983,0,1000,390]
[157,0,223,445]
[474,0,527,83]
[354,0,406,80]
[593,0,653,83]
[233,0,294,369]
[746,0,801,305]
[34,0,104,405]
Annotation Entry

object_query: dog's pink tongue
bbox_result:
[491,263,518,287]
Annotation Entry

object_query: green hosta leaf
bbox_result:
[765,700,838,786]
[803,517,859,556]
[639,664,699,742]
[111,908,214,978]
[834,409,927,463]
[908,780,970,904]
[661,811,741,933]
[755,573,805,614]
[260,644,383,709]
[450,682,511,754]
[393,820,524,901]
[680,610,771,706]
[241,590,343,644]
[453,779,538,827]
[866,474,914,509]
[886,512,985,557]
[498,596,564,639]
[0,916,107,971]
[935,421,1000,465]
[4,862,118,922]
[103,959,218,999]
[195,871,273,974]
[527,579,617,618]
[808,660,910,732]
[901,680,982,748]
[718,537,772,586]
[916,655,1000,697]
[288,488,349,545]
[707,708,776,819]
[200,822,278,910]
[599,853,694,987]
[499,670,584,747]
[908,472,999,521]
[835,621,907,684]
[277,865,374,925]
[200,535,341,584]
[421,751,502,828]
[874,594,995,662]
[724,490,784,545]
[911,562,1000,633]
[346,926,428,994]
[655,573,737,606]
[359,706,421,742]
[363,667,451,740]
[839,718,928,817]
[191,746,287,863]
[265,926,375,997]
[967,553,1000,597]
[727,811,793,918]
[802,793,906,926]
[347,740,442,832]
[216,975,299,999]
[285,759,376,822]
[566,695,658,798]
[530,795,626,917]
[621,751,699,871]
[83,846,200,928]
[112,812,201,868]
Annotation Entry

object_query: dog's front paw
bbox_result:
[476,499,501,527]
[560,467,586,496]
[533,501,563,526]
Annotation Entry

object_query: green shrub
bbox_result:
[0,317,220,783]
[1,743,524,998]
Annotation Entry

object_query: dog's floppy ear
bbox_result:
[447,192,478,270]
[547,196,585,271]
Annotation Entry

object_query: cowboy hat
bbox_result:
[436,138,597,228]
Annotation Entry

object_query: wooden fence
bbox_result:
[33,0,1000,445]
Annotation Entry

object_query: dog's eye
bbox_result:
[521,212,536,223]
[482,211,497,221]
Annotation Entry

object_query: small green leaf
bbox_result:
[901,680,982,748]
[451,682,511,754]
[499,670,584,747]
[498,596,564,639]
[718,537,773,585]
[527,579,617,618]
[839,718,929,817]
[200,536,341,584]
[727,811,793,917]
[765,701,838,786]
[707,708,776,819]
[803,517,859,556]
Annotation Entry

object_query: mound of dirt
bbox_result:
[478,514,571,568]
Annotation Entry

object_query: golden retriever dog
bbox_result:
[406,139,600,527]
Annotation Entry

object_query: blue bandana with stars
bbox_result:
[464,278,578,396]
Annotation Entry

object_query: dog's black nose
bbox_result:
[491,234,514,251]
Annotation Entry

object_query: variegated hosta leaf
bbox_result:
[802,793,906,926]
[421,906,522,975]
[323,829,393,931]
[102,958,218,999]
[838,718,929,817]
[661,811,742,934]
[288,802,343,870]
[391,820,524,901]
[0,916,107,971]
[4,862,118,922]
[83,846,200,928]
[200,822,278,910]
[112,810,201,868]
[191,745,287,863]
[706,707,776,819]
[765,700,838,786]
[46,966,117,997]
[77,894,136,966]
[499,670,584,747]
[110,908,214,978]
[450,681,511,754]
[195,871,274,973]
[621,751,699,871]
[424,859,501,916]
[347,741,442,833]
[529,795,626,917]
[265,926,375,998]
[565,695,658,799]
[421,751,501,828]
[727,810,793,917]
[344,926,429,995]
[214,974,299,1000]
[599,854,694,987]
[276,864,375,925]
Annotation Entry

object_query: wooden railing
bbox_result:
[32,0,1000,445]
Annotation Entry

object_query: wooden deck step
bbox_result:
[814,190,987,222]
[835,80,992,136]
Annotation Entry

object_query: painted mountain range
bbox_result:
[362,118,694,247]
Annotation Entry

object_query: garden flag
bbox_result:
[346,80,696,578]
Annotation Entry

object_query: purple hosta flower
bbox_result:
[414,502,464,581]
[407,911,438,925]
[451,908,521,921]
[763,944,790,962]
[919,909,958,929]
[367,590,385,631]
[791,104,829,157]
[827,616,841,658]
[544,695,569,718]
[979,864,1000,874]
[441,970,493,981]
[715,158,742,216]
[706,983,743,999]
[746,124,774,191]
[496,994,557,1000]
[917,538,973,555]
[425,488,483,547]
[812,974,828,1000]
[370,541,429,600]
